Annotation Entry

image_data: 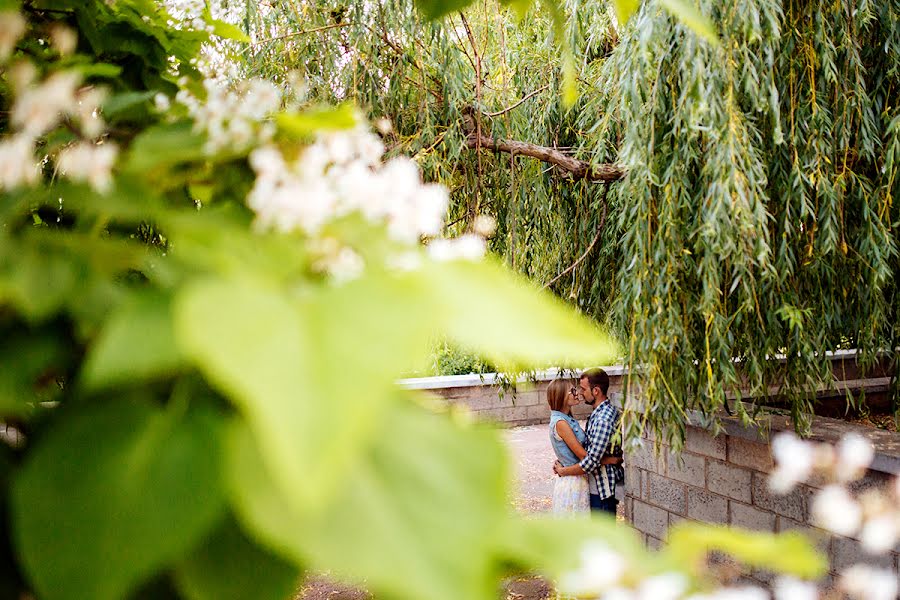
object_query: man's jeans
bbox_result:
[590,493,618,515]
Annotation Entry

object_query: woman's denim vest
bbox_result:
[549,410,586,467]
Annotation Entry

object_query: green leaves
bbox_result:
[228,398,510,600]
[414,0,474,20]
[81,291,186,390]
[11,401,226,600]
[423,259,619,368]
[174,517,300,600]
[276,104,358,138]
[666,523,828,579]
[125,122,207,175]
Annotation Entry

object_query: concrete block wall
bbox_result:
[400,369,625,426]
[625,422,900,587]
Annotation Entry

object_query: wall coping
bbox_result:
[686,402,900,475]
[399,348,876,390]
[399,365,627,390]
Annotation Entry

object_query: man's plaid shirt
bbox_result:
[578,400,623,500]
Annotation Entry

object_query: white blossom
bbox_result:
[810,485,862,537]
[0,134,40,189]
[835,433,874,482]
[12,71,82,136]
[558,541,627,597]
[0,11,26,61]
[473,214,497,237]
[154,93,171,112]
[769,432,814,494]
[840,564,899,600]
[773,576,818,600]
[49,24,77,55]
[319,247,364,284]
[635,572,688,600]
[859,514,900,555]
[57,142,119,193]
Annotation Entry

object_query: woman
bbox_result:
[547,378,590,514]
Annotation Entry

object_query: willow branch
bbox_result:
[543,187,609,289]
[486,84,551,117]
[251,22,350,46]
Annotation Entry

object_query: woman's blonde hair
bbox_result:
[546,378,573,413]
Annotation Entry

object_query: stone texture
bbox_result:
[831,536,895,572]
[687,487,728,524]
[685,426,727,460]
[707,460,752,503]
[730,501,776,532]
[727,436,773,472]
[646,535,663,551]
[632,499,669,540]
[625,465,640,498]
[777,517,831,555]
[646,472,687,515]
[751,472,807,522]
[666,452,706,488]
[628,445,667,474]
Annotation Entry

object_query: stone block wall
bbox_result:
[401,369,624,426]
[625,421,900,587]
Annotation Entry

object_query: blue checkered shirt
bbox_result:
[578,400,623,500]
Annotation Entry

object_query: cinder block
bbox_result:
[777,516,831,555]
[627,444,666,474]
[751,473,806,522]
[687,487,728,524]
[685,426,727,460]
[632,499,669,540]
[666,452,706,488]
[727,436,773,472]
[646,472,687,515]
[624,465,640,498]
[646,535,663,551]
[729,501,775,532]
[707,460,752,503]
[831,536,896,572]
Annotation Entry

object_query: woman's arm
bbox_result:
[555,420,587,460]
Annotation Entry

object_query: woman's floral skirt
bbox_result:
[551,474,590,515]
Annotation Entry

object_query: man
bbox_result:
[553,368,623,515]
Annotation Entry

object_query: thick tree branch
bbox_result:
[464,132,624,182]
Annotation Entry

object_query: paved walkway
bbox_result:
[503,424,555,513]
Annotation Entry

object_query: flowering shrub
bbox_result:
[0,2,892,600]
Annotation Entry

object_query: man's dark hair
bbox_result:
[580,368,609,396]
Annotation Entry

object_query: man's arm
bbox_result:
[574,407,615,475]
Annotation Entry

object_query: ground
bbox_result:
[296,424,565,600]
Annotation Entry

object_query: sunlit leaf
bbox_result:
[81,291,186,390]
[12,401,226,600]
[275,104,358,138]
[228,397,509,600]
[658,0,719,45]
[665,523,828,578]
[208,19,250,43]
[414,0,475,20]
[421,259,619,368]
[612,0,639,24]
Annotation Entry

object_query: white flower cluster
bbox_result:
[770,431,900,554]
[0,16,116,193]
[557,541,821,600]
[246,125,484,281]
[175,78,281,153]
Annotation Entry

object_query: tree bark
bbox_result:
[464,134,625,182]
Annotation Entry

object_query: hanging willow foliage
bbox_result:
[235,0,900,445]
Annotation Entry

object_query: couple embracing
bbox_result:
[548,368,624,516]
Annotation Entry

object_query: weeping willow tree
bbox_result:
[229,0,900,444]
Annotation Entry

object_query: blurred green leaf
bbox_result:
[665,523,828,578]
[209,19,250,43]
[81,291,186,390]
[125,122,206,174]
[0,332,67,415]
[414,0,474,20]
[174,516,300,600]
[276,104,357,138]
[0,243,77,323]
[422,259,619,368]
[228,397,509,600]
[500,0,532,20]
[12,400,226,600]
[658,0,719,45]
[612,0,639,24]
